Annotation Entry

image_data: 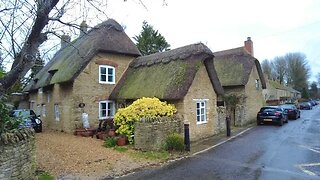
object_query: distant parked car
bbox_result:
[257,106,288,126]
[10,109,42,133]
[299,102,312,110]
[279,104,300,120]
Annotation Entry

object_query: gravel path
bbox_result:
[35,131,158,179]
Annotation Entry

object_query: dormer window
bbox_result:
[99,65,115,84]
[255,79,260,90]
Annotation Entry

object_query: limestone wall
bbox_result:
[0,129,35,180]
[134,116,183,151]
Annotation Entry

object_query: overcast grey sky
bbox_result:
[101,0,319,82]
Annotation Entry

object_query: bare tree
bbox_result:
[272,56,287,85]
[285,52,310,92]
[0,0,111,96]
[317,73,320,86]
[261,59,277,80]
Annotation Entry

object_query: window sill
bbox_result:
[197,121,208,125]
[99,82,116,85]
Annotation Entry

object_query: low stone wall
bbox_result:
[134,116,183,151]
[0,129,35,180]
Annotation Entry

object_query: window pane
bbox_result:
[101,75,106,82]
[197,109,200,115]
[107,102,114,116]
[108,68,113,75]
[101,103,106,110]
[108,75,113,82]
[201,115,205,121]
[196,102,200,108]
[197,115,200,122]
[101,110,106,117]
[100,67,106,74]
[201,108,204,115]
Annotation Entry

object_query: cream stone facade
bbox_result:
[244,65,265,123]
[28,53,135,133]
[180,63,219,141]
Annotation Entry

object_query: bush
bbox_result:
[0,99,21,134]
[103,137,117,148]
[165,133,185,151]
[114,97,177,144]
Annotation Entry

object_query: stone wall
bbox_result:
[217,106,227,132]
[0,129,35,180]
[134,116,183,151]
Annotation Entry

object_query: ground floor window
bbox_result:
[42,104,46,117]
[54,104,60,121]
[195,99,207,124]
[99,100,115,119]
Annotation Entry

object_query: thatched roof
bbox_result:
[24,19,140,91]
[109,43,224,100]
[269,80,288,90]
[213,47,266,88]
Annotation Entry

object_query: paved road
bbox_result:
[120,105,320,180]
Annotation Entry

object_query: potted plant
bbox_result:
[116,135,127,146]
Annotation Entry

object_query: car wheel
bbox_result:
[278,118,283,126]
[257,120,261,125]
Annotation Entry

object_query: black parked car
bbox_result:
[299,102,312,110]
[279,104,300,120]
[257,106,288,126]
[10,109,42,133]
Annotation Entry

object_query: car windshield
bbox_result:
[280,105,295,109]
[12,110,30,118]
[260,107,278,112]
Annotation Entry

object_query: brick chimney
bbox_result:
[60,34,71,49]
[244,37,253,56]
[80,21,88,37]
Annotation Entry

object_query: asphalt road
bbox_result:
[120,105,320,180]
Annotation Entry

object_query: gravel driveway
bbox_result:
[35,131,161,179]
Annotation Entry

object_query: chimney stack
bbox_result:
[60,34,71,49]
[80,21,88,37]
[244,37,253,56]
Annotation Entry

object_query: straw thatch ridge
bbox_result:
[109,43,224,100]
[213,47,266,88]
[24,19,140,91]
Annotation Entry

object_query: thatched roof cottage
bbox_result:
[213,37,266,126]
[24,19,140,132]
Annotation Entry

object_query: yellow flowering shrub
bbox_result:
[114,97,177,144]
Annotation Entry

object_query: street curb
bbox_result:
[192,127,253,156]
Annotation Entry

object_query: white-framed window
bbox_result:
[255,79,260,90]
[54,104,60,121]
[47,92,51,103]
[196,100,207,124]
[38,88,43,94]
[42,104,46,117]
[99,65,115,84]
[99,100,115,119]
[30,101,35,110]
[36,104,41,116]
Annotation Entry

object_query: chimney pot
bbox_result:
[244,37,253,56]
[80,21,88,37]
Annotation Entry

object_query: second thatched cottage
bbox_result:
[213,37,266,126]
[110,43,224,141]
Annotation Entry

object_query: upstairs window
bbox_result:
[255,79,260,90]
[99,65,115,84]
